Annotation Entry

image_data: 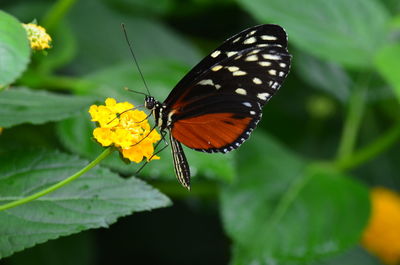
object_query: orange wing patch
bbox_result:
[171,113,253,150]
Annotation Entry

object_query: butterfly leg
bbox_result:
[135,130,169,175]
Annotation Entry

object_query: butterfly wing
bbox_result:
[166,24,291,153]
[164,24,289,107]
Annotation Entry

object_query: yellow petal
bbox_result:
[113,128,134,148]
[114,101,134,113]
[121,147,143,163]
[105,98,117,107]
[362,187,400,265]
[93,128,113,146]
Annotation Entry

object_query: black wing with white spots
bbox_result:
[164,24,291,154]
[163,24,291,109]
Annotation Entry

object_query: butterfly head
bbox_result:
[144,95,157,110]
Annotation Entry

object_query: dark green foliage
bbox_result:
[0,10,30,87]
[1,0,399,264]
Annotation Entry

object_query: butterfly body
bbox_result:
[145,24,291,189]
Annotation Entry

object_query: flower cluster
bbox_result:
[89,98,161,163]
[22,23,52,51]
[362,187,400,265]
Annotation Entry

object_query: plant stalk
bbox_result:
[336,75,369,162]
[336,122,400,171]
[0,148,113,211]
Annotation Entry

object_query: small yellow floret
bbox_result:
[22,23,52,51]
[362,187,400,265]
[88,98,161,163]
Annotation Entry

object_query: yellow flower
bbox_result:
[362,187,400,265]
[22,23,52,51]
[88,98,161,163]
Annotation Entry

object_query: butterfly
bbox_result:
[144,24,291,190]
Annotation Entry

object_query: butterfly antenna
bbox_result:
[124,87,148,97]
[121,23,151,96]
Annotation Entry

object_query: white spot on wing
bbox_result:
[248,49,261,55]
[227,66,239,72]
[198,79,214,86]
[279,71,285,77]
[272,82,279,89]
[250,110,256,115]
[252,77,262,84]
[268,69,277,76]
[257,44,268,47]
[245,55,258,61]
[235,88,247,95]
[261,35,277,41]
[211,50,221,58]
[244,37,256,44]
[215,84,221,89]
[242,102,252,107]
[247,30,257,37]
[233,70,247,76]
[257,92,270,100]
[227,51,238,57]
[259,61,271,67]
[263,54,281,60]
[279,63,287,68]
[212,65,223,71]
[232,37,241,43]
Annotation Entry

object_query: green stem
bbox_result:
[336,75,369,161]
[42,0,78,31]
[336,122,400,171]
[0,148,113,211]
[269,169,313,227]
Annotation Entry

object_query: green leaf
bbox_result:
[67,0,201,74]
[311,246,381,265]
[221,133,370,264]
[0,149,171,258]
[237,0,389,68]
[104,0,174,16]
[295,53,351,103]
[56,112,235,183]
[375,44,400,101]
[0,10,30,88]
[0,87,96,128]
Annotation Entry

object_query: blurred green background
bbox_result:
[0,0,400,264]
